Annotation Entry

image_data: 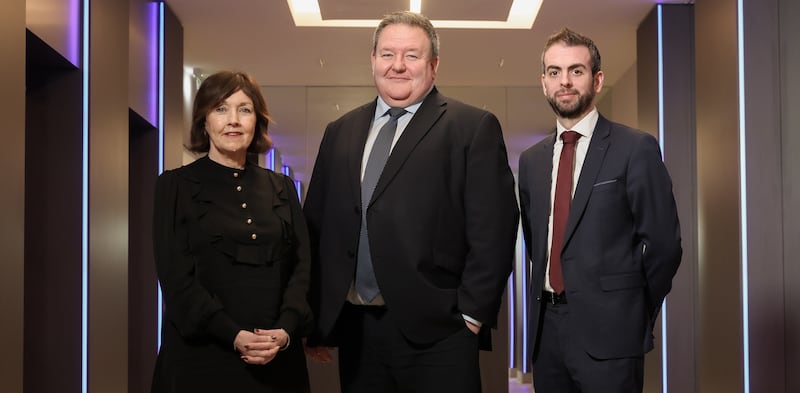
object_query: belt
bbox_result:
[539,291,567,305]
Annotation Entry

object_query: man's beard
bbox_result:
[546,88,595,119]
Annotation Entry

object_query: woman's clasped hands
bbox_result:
[234,328,289,365]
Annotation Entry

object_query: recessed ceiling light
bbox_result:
[287,0,542,29]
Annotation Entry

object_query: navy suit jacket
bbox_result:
[519,114,681,359]
[304,88,519,347]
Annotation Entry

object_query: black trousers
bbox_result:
[531,302,644,393]
[336,303,481,393]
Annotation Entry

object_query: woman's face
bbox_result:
[205,89,256,164]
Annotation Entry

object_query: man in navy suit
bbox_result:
[303,11,519,393]
[519,27,682,393]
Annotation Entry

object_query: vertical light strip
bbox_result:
[294,179,303,200]
[157,1,165,173]
[736,0,751,391]
[157,0,165,350]
[657,5,666,155]
[508,275,515,368]
[656,5,668,393]
[68,0,81,65]
[81,0,90,391]
[521,239,529,371]
[267,150,276,171]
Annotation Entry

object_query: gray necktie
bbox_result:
[356,107,407,302]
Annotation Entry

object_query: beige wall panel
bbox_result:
[0,0,26,391]
[611,64,639,130]
[305,86,376,177]
[263,86,312,183]
[129,0,159,125]
[26,0,79,65]
[695,0,744,391]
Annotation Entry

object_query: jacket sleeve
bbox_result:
[301,122,335,346]
[458,111,520,327]
[274,174,313,337]
[153,170,240,346]
[626,134,682,318]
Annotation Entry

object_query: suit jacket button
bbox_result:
[353,206,360,215]
[347,250,355,258]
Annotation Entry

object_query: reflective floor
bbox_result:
[509,378,534,393]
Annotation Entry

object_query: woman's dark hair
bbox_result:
[187,70,273,154]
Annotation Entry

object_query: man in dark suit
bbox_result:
[303,11,519,393]
[519,27,682,393]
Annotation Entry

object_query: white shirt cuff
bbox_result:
[462,314,482,328]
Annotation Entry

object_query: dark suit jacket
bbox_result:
[304,88,519,347]
[519,114,681,360]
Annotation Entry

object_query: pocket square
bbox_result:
[593,179,618,187]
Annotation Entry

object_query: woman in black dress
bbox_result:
[151,70,312,392]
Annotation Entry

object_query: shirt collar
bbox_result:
[374,88,430,119]
[556,107,599,141]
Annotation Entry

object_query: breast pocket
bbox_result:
[592,178,619,191]
[588,178,627,220]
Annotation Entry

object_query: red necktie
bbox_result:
[550,130,580,294]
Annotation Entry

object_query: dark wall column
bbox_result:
[24,1,84,392]
[127,2,160,391]
[0,0,26,391]
[658,6,698,393]
[127,3,185,391]
[163,3,186,171]
[637,5,697,393]
[780,0,800,391]
[742,0,786,391]
[24,31,83,393]
[87,0,130,390]
[636,9,662,393]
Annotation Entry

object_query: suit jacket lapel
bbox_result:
[562,115,611,248]
[369,88,446,205]
[348,101,378,207]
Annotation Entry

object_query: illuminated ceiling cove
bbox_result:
[287,0,542,29]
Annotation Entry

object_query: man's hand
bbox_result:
[465,320,480,335]
[303,338,335,363]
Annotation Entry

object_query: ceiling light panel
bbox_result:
[287,0,541,29]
